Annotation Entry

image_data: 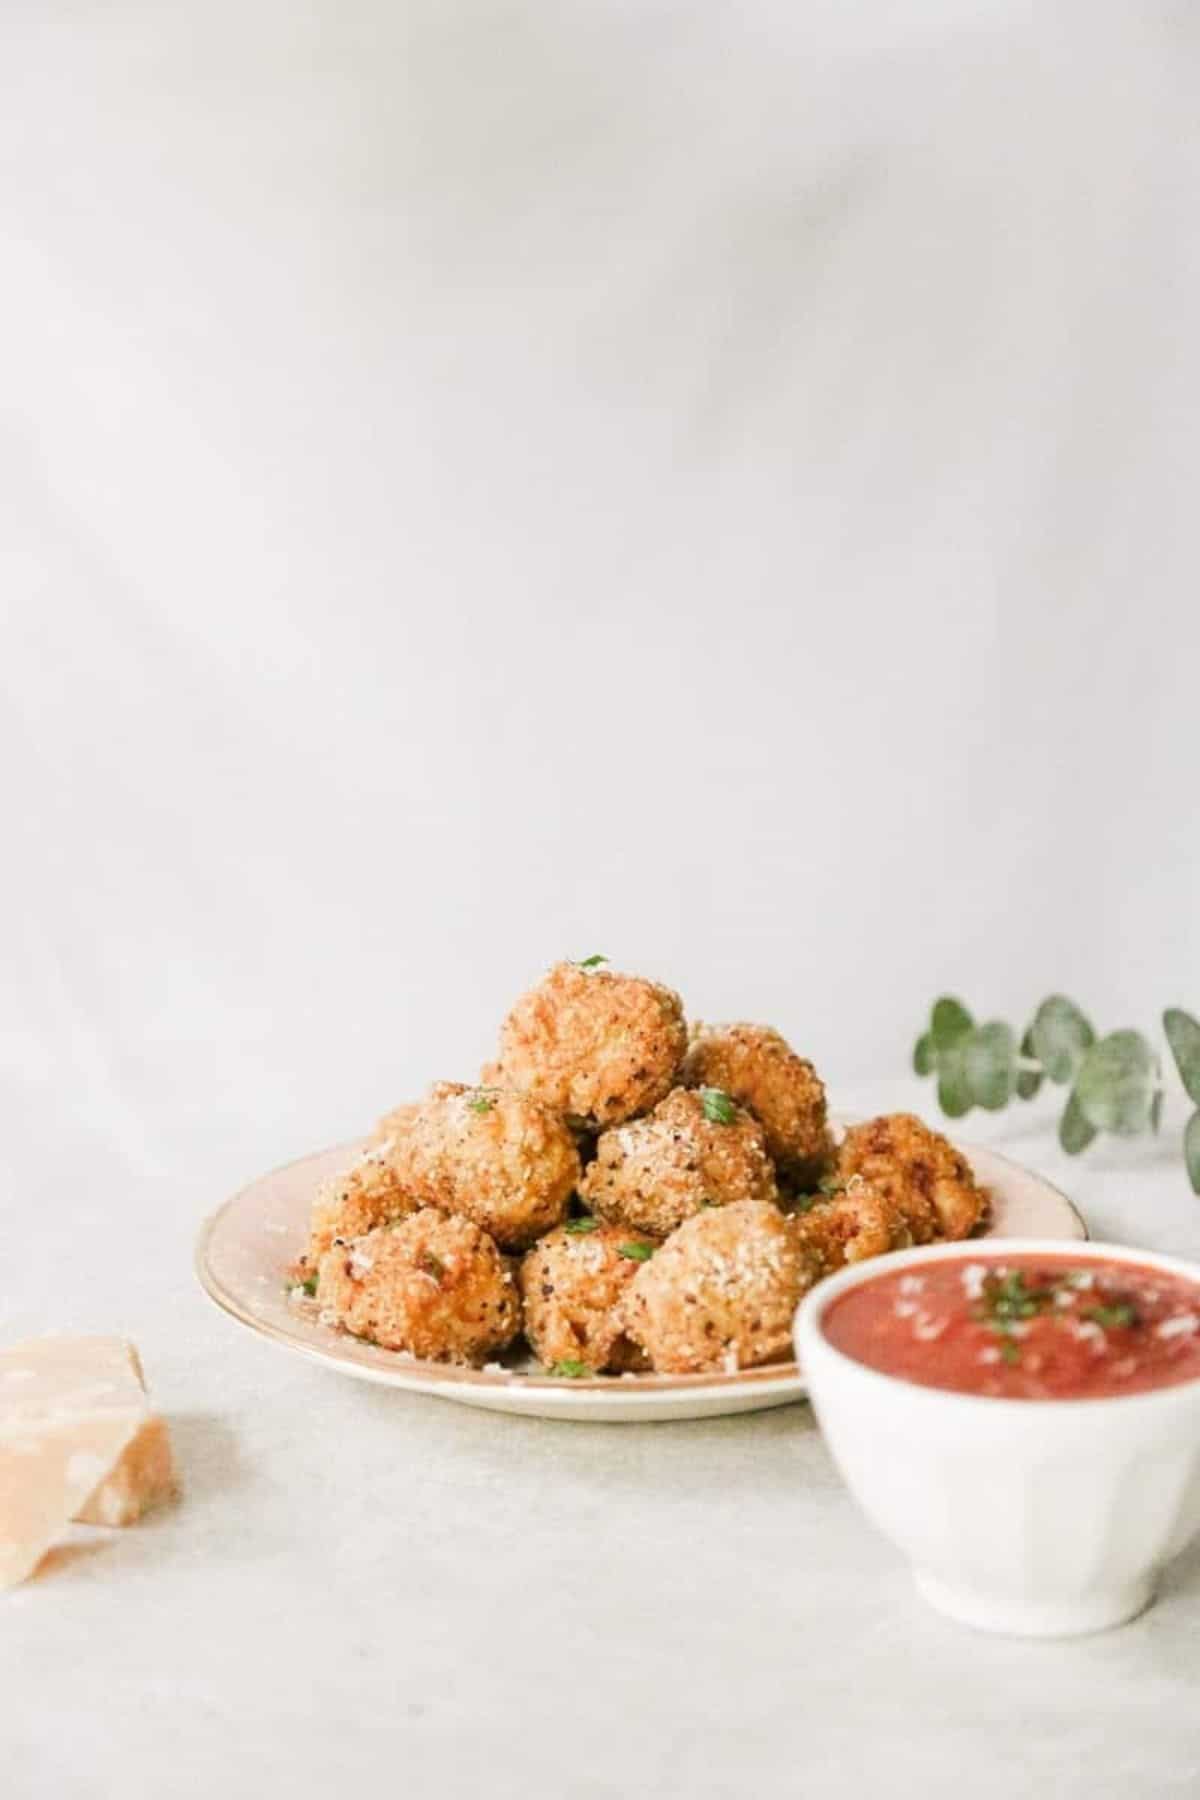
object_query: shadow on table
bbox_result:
[168,1410,247,1507]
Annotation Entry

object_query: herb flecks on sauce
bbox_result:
[824,1255,1200,1402]
[974,1268,1139,1366]
[1084,1302,1140,1330]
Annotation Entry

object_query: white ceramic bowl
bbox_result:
[795,1239,1200,1637]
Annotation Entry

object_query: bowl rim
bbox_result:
[794,1237,1200,1417]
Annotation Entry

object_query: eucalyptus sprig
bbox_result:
[913,995,1200,1194]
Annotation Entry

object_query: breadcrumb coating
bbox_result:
[682,1023,831,1181]
[304,1139,419,1269]
[318,1211,521,1364]
[519,1221,653,1373]
[386,1082,580,1250]
[619,1200,819,1375]
[791,1176,913,1277]
[580,1087,778,1238]
[837,1112,985,1243]
[486,962,687,1128]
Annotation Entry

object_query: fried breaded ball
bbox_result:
[681,1023,831,1182]
[485,962,687,1129]
[579,1087,778,1239]
[791,1176,913,1278]
[303,1139,419,1270]
[317,1211,522,1364]
[519,1221,654,1373]
[619,1200,819,1375]
[385,1081,580,1250]
[837,1112,985,1243]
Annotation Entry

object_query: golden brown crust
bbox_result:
[681,1023,831,1181]
[619,1201,819,1375]
[580,1087,777,1238]
[487,962,687,1128]
[519,1222,654,1373]
[837,1113,984,1243]
[384,1082,580,1250]
[304,1141,420,1269]
[317,1212,522,1364]
[791,1177,913,1278]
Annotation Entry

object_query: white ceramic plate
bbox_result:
[195,1134,1087,1423]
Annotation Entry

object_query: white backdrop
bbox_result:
[7,9,1200,1798]
[4,0,1199,1199]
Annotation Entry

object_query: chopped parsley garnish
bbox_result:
[699,1087,738,1126]
[977,1269,1056,1326]
[565,1216,601,1234]
[1084,1302,1139,1330]
[575,954,608,970]
[468,1095,495,1114]
[618,1242,655,1262]
[549,1359,590,1378]
[300,1274,319,1298]
[418,1252,446,1282]
[972,1267,1142,1359]
[818,1176,846,1197]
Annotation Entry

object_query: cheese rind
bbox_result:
[77,1416,176,1527]
[0,1337,175,1588]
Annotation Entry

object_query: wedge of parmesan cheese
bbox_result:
[0,1337,176,1588]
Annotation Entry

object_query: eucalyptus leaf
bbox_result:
[1059,1091,1098,1155]
[1030,995,1095,1085]
[1150,1088,1164,1133]
[1074,1030,1157,1136]
[963,1021,1016,1111]
[913,1033,935,1076]
[1015,1026,1043,1101]
[1184,1111,1200,1195]
[1164,1009,1200,1107]
[931,997,973,1050]
[937,1044,973,1118]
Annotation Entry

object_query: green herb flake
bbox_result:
[699,1087,738,1126]
[575,954,608,970]
[549,1359,590,1378]
[468,1095,496,1114]
[1084,1302,1139,1330]
[564,1216,601,1235]
[999,1338,1021,1366]
[618,1242,655,1262]
[300,1274,319,1298]
[976,1268,1056,1327]
[418,1252,446,1282]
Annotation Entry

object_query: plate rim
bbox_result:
[194,1132,1088,1405]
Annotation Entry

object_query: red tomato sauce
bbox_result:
[822,1255,1200,1400]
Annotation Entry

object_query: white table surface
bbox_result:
[6,1078,1200,1799]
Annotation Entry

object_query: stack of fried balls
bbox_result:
[294,961,986,1377]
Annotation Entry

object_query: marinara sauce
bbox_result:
[822,1255,1200,1400]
